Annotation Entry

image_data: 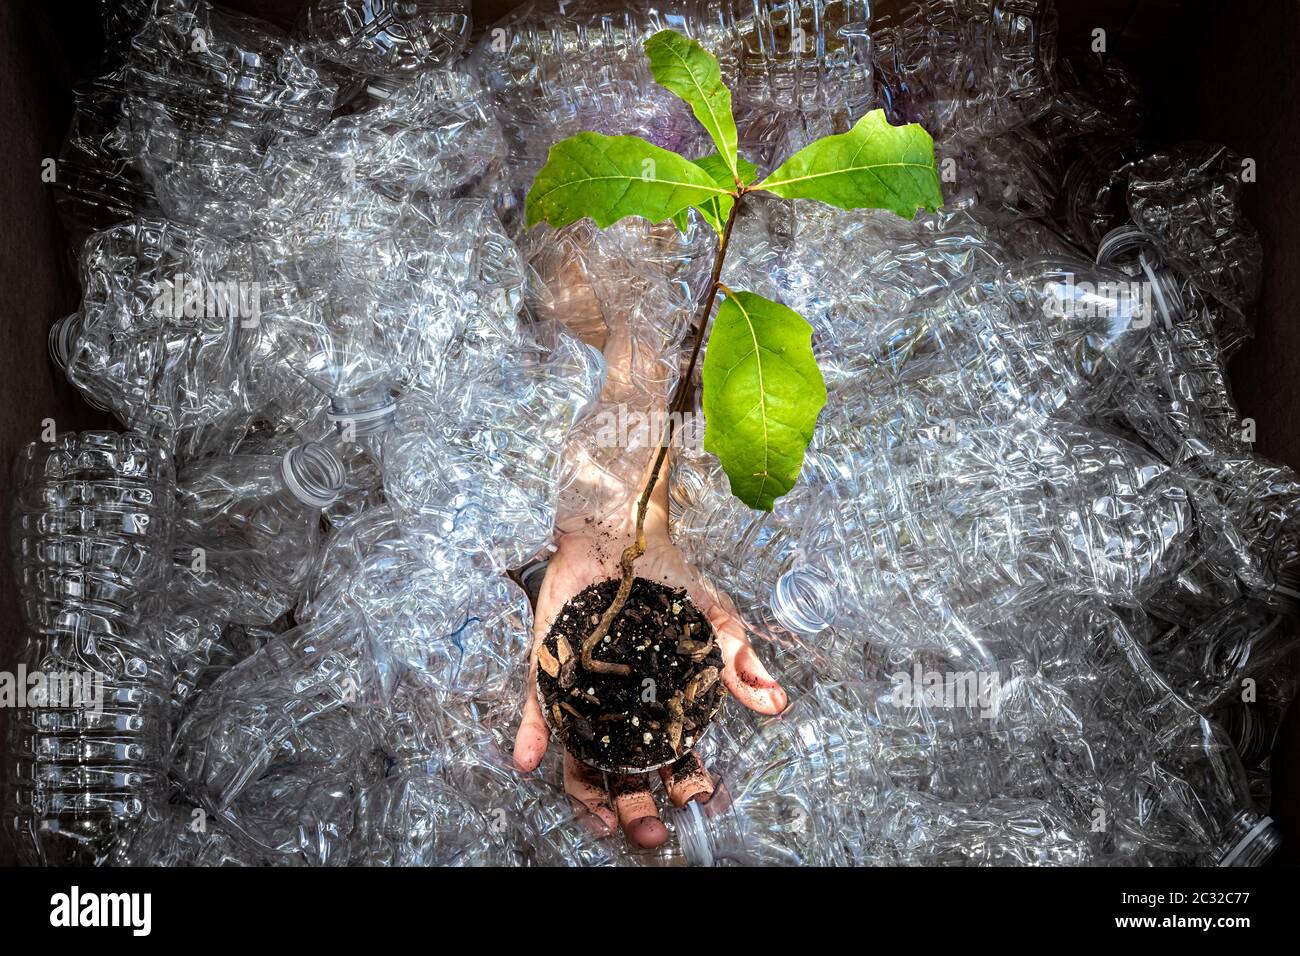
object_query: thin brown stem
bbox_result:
[578,196,745,674]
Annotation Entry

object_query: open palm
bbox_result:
[513,509,788,848]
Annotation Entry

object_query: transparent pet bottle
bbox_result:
[770,420,1191,651]
[172,440,345,624]
[297,0,472,75]
[675,682,894,866]
[7,431,175,865]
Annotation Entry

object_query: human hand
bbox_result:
[512,494,788,849]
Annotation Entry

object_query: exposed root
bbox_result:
[684,666,720,707]
[578,543,641,677]
[675,635,715,660]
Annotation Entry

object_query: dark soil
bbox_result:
[537,577,725,773]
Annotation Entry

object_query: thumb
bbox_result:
[513,665,550,772]
[514,561,566,773]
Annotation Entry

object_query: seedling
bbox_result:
[526,29,941,770]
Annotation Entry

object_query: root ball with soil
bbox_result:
[537,577,724,772]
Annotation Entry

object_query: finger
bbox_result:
[515,558,566,773]
[512,666,550,772]
[659,752,714,807]
[512,618,550,773]
[608,773,668,848]
[708,605,788,715]
[564,754,617,835]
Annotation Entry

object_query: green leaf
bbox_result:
[691,153,758,234]
[702,291,827,511]
[755,109,943,218]
[644,30,739,181]
[525,132,731,230]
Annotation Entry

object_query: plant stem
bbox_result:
[578,194,745,675]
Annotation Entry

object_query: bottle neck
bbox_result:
[281,442,345,509]
[674,794,744,867]
[328,388,397,437]
[773,565,837,634]
[49,313,81,372]
[1095,224,1185,329]
[1214,810,1282,867]
[673,782,808,867]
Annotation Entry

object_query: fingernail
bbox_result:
[681,785,711,807]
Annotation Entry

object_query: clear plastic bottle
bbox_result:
[1121,718,1281,867]
[58,217,250,445]
[171,440,345,624]
[997,594,1282,867]
[262,291,402,438]
[871,0,1058,145]
[1061,139,1152,252]
[1149,566,1300,713]
[104,803,260,866]
[820,258,1152,425]
[1125,143,1263,328]
[51,67,161,247]
[259,74,506,223]
[674,681,891,866]
[171,609,377,812]
[772,419,1192,650]
[474,0,873,117]
[147,607,225,720]
[7,431,175,865]
[302,501,533,699]
[354,770,510,866]
[118,0,338,235]
[721,202,1012,393]
[296,0,472,75]
[1095,227,1300,600]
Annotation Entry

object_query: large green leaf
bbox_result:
[755,109,943,218]
[645,30,739,180]
[525,132,731,229]
[702,291,827,511]
[689,153,758,234]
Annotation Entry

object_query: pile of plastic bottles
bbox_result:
[4,0,1295,867]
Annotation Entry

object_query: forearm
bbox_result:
[540,228,697,539]
[559,357,673,541]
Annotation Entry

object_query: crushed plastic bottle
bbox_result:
[297,0,472,75]
[118,0,338,235]
[7,431,175,865]
[171,439,345,625]
[773,419,1192,650]
[872,0,1058,144]
[56,218,251,446]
